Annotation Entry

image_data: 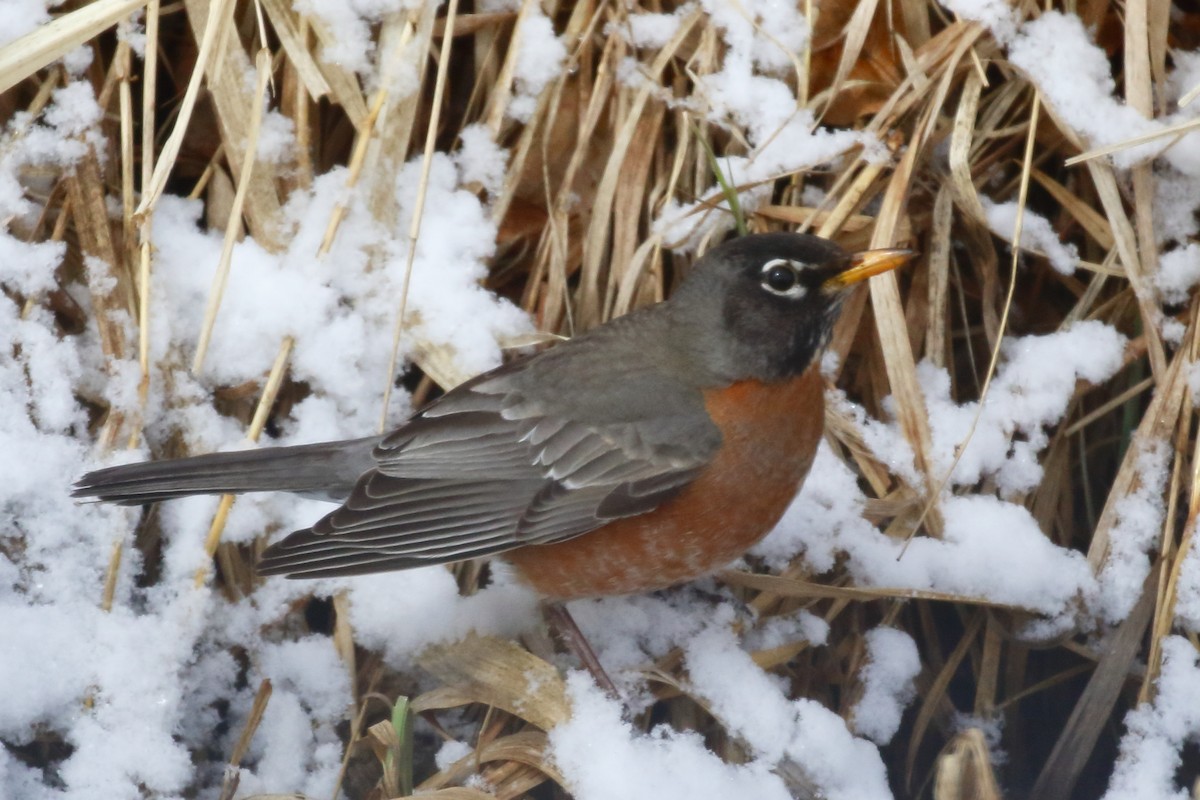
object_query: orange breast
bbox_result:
[505,366,825,599]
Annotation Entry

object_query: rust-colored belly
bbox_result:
[505,367,825,599]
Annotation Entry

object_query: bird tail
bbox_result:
[73,437,379,505]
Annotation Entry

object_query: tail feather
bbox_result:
[73,437,379,505]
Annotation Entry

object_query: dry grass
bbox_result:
[6,0,1200,797]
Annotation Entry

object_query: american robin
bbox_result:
[75,233,913,600]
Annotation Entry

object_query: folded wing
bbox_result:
[257,364,720,578]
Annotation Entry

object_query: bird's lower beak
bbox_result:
[823,248,917,291]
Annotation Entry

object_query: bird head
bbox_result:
[669,232,916,383]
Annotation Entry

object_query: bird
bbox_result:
[75,232,914,601]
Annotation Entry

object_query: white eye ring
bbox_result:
[760,259,807,298]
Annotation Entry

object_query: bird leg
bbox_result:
[542,602,621,699]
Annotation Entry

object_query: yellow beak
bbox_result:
[823,248,917,291]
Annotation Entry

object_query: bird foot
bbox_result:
[542,601,622,701]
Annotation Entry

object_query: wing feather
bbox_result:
[257,352,723,579]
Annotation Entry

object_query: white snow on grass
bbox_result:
[939,0,1018,43]
[1008,11,1200,177]
[567,592,714,675]
[550,672,796,800]
[0,82,100,297]
[550,601,898,798]
[920,322,1125,495]
[1094,439,1172,625]
[743,608,830,651]
[851,628,921,744]
[457,124,510,197]
[551,640,894,800]
[232,638,350,797]
[696,0,808,75]
[1102,637,1200,799]
[0,69,540,798]
[759,322,1128,627]
[144,147,531,436]
[508,6,567,122]
[1008,13,1163,169]
[981,197,1079,275]
[0,0,52,48]
[349,568,539,670]
[955,7,1200,248]
[613,10,685,49]
[761,452,1099,621]
[1154,168,1200,245]
[682,622,894,799]
[642,0,873,249]
[293,0,405,74]
[5,4,1194,799]
[1156,243,1200,303]
[435,738,474,771]
[1174,521,1200,632]
[993,10,1200,252]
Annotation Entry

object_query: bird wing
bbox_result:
[256,361,721,578]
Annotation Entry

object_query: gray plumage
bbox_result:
[74,233,867,579]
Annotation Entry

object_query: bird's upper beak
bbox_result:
[822,248,917,291]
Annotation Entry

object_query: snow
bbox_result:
[0,62,538,797]
[614,11,684,50]
[1008,13,1161,169]
[1174,522,1200,631]
[567,591,714,676]
[851,628,920,744]
[1102,637,1200,799]
[508,7,567,123]
[1156,243,1200,303]
[1007,11,1200,178]
[940,0,1018,44]
[696,0,809,75]
[294,0,407,74]
[550,672,794,800]
[552,601,894,798]
[643,0,873,249]
[761,455,1099,621]
[116,15,147,59]
[0,0,51,49]
[1153,168,1200,245]
[349,569,539,670]
[1160,316,1187,345]
[743,608,830,651]
[42,81,104,143]
[548,615,895,800]
[145,146,531,421]
[758,322,1129,630]
[233,639,350,797]
[680,620,892,798]
[4,3,1199,799]
[919,322,1125,495]
[456,124,510,197]
[255,111,296,164]
[435,739,474,770]
[0,598,206,800]
[1094,440,1172,625]
[981,197,1079,275]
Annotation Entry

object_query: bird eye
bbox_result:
[760,259,806,298]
